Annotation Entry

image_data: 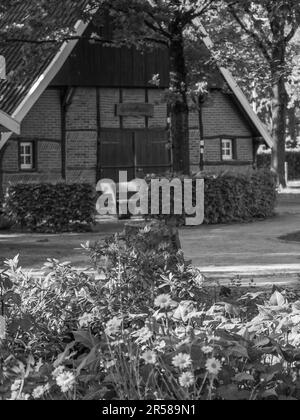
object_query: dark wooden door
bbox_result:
[135,130,171,177]
[99,129,171,182]
[99,130,135,181]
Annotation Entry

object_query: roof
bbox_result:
[0,5,273,149]
[196,20,274,149]
[0,0,88,142]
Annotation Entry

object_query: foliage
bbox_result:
[205,0,300,187]
[0,0,217,175]
[1,223,300,400]
[258,151,300,181]
[3,183,95,233]
[0,202,11,230]
[145,169,277,225]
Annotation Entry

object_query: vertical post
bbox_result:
[285,161,288,187]
[0,56,6,80]
[96,88,101,183]
[198,95,205,172]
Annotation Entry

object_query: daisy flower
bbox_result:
[179,372,195,388]
[0,315,6,340]
[172,353,192,370]
[32,384,50,400]
[56,371,76,393]
[205,358,222,376]
[141,350,157,365]
[132,327,153,344]
[154,294,172,309]
[78,313,94,328]
[201,346,214,355]
[105,317,123,337]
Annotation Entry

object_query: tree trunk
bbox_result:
[270,48,288,188]
[287,106,298,148]
[169,27,190,174]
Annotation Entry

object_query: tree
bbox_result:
[219,0,300,186]
[0,0,216,175]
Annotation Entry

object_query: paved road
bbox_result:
[179,193,300,285]
[0,222,125,269]
[1,191,300,281]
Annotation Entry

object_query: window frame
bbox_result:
[221,138,235,161]
[19,140,37,172]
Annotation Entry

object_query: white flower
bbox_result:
[56,371,76,393]
[105,317,123,337]
[202,346,214,355]
[0,315,6,340]
[11,379,22,392]
[205,358,222,376]
[155,340,166,352]
[132,327,153,344]
[172,353,192,370]
[141,350,157,365]
[154,294,172,309]
[78,313,94,328]
[32,384,50,400]
[179,372,195,388]
[10,391,30,400]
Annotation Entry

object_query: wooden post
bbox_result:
[198,96,205,172]
[285,162,288,186]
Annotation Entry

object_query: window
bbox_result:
[20,142,34,170]
[221,139,234,161]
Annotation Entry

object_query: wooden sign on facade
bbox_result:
[116,103,154,117]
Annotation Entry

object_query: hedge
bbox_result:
[203,170,277,224]
[257,151,300,180]
[145,169,277,225]
[4,183,95,233]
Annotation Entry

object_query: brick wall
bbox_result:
[21,89,62,139]
[189,90,254,172]
[1,87,169,193]
[99,88,167,129]
[2,89,63,192]
[1,86,256,193]
[66,88,97,131]
[65,88,98,184]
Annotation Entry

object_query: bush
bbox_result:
[257,151,300,180]
[3,183,95,233]
[1,223,300,400]
[145,169,277,225]
[0,201,12,230]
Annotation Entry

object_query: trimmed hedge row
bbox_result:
[203,170,277,224]
[4,183,95,233]
[2,170,277,232]
[146,169,277,225]
[257,151,300,180]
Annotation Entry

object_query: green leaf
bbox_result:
[270,291,286,307]
[234,373,255,383]
[73,330,97,350]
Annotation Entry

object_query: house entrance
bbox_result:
[98,129,171,182]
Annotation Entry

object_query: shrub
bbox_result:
[0,225,300,401]
[1,223,300,400]
[145,169,277,225]
[3,183,95,233]
[257,151,300,180]
[0,200,12,230]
